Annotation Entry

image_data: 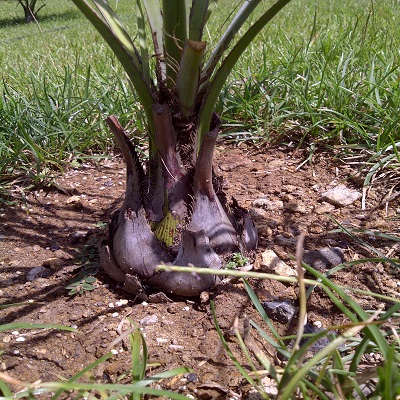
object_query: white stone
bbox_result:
[260,250,297,276]
[321,184,361,207]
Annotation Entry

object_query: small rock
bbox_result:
[262,300,298,323]
[2,336,11,343]
[186,372,199,383]
[321,184,361,207]
[299,324,332,355]
[261,376,278,396]
[49,244,61,252]
[26,266,48,281]
[66,195,81,204]
[260,250,297,276]
[303,247,345,271]
[115,299,129,306]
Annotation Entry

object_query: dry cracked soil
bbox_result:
[0,144,399,399]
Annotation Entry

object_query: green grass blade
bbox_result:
[0,322,76,333]
[130,329,145,385]
[0,379,13,398]
[0,302,34,310]
[135,367,191,388]
[279,321,375,399]
[303,263,390,356]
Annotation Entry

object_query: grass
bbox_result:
[1,0,400,195]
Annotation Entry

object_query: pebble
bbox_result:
[186,372,199,383]
[3,336,11,343]
[115,300,129,306]
[299,324,332,354]
[15,337,26,342]
[260,250,297,276]
[321,184,361,207]
[262,300,298,324]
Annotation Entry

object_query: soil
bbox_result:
[0,144,399,399]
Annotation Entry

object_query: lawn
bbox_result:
[1,0,400,189]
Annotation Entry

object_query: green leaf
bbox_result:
[141,0,166,81]
[198,0,293,142]
[136,0,151,86]
[201,0,262,81]
[70,0,156,136]
[176,39,206,116]
[162,0,187,87]
[189,0,211,41]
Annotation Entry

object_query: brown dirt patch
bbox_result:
[1,144,399,399]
